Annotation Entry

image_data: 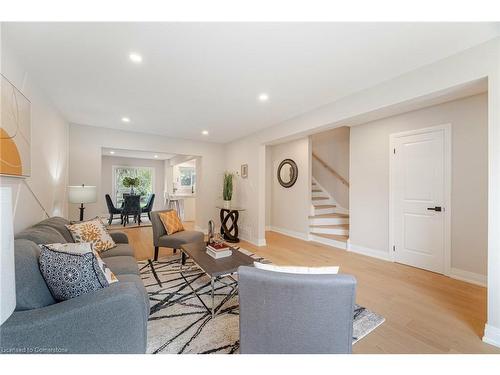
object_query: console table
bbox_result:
[216,206,245,243]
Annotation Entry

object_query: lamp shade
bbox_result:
[0,187,16,325]
[68,185,97,204]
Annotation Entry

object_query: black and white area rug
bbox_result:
[139,251,385,354]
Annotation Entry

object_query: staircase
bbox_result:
[309,178,349,249]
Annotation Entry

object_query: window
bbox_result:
[173,161,196,195]
[179,166,196,187]
[113,166,154,207]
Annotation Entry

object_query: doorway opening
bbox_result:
[100,147,199,228]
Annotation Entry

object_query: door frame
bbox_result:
[388,123,452,275]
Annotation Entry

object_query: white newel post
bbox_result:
[484,40,500,348]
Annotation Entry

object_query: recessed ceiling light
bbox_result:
[154,155,158,158]
[110,151,115,154]
[129,53,142,63]
[121,117,131,123]
[202,130,209,135]
[258,93,269,102]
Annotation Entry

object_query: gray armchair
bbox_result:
[150,209,204,261]
[238,266,356,354]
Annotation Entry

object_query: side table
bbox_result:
[216,206,246,243]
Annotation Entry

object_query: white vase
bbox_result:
[223,200,231,209]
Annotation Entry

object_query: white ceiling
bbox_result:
[101,147,175,160]
[3,22,500,143]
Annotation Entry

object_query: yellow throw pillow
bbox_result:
[66,217,116,253]
[159,210,184,235]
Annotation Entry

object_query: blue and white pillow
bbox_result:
[39,243,110,301]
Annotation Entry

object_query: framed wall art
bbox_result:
[241,164,248,178]
[0,74,31,177]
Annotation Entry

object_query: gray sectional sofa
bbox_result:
[0,217,148,354]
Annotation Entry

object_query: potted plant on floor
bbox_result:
[123,176,141,195]
[223,172,234,209]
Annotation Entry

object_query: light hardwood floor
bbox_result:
[114,223,499,354]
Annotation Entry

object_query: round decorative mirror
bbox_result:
[277,159,298,188]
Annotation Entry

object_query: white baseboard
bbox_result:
[483,324,500,348]
[255,238,267,247]
[449,268,487,287]
[265,225,271,231]
[239,234,267,247]
[347,245,487,285]
[269,226,309,241]
[198,225,488,287]
[348,243,391,261]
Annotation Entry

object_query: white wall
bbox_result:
[224,38,500,346]
[269,137,311,238]
[164,161,173,199]
[311,127,350,208]
[350,93,488,278]
[0,42,69,233]
[224,139,266,245]
[265,146,272,228]
[100,155,165,214]
[69,124,225,231]
[226,39,500,247]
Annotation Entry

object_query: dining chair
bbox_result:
[141,193,155,220]
[122,195,142,226]
[105,194,123,225]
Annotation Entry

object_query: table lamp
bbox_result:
[68,184,97,221]
[1,187,16,325]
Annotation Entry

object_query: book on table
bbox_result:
[206,242,232,259]
[207,242,230,251]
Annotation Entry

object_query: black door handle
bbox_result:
[427,206,442,212]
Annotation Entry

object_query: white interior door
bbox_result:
[391,125,450,274]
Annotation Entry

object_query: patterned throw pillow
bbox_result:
[44,243,118,285]
[66,217,116,253]
[159,210,184,235]
[39,243,111,301]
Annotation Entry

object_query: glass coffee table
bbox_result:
[179,241,255,317]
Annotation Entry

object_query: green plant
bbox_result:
[122,176,140,188]
[223,172,234,201]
